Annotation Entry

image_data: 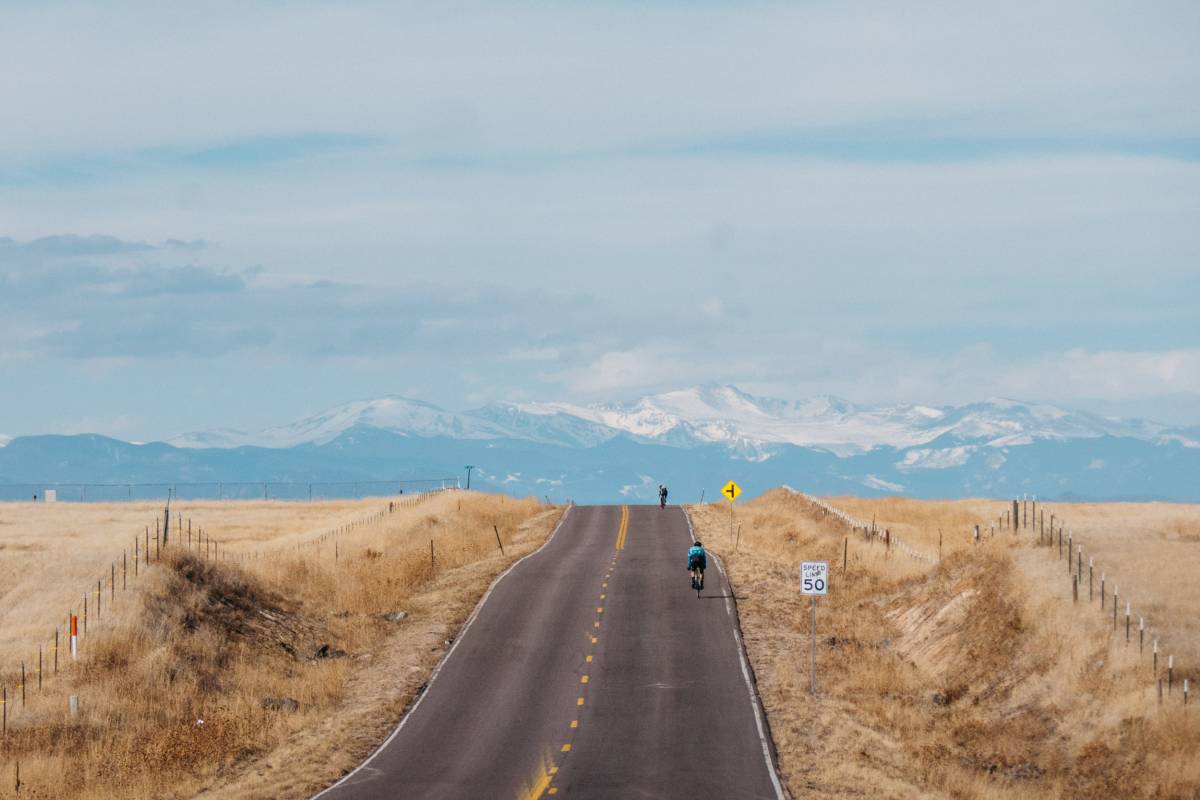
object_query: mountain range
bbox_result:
[2,385,1198,503]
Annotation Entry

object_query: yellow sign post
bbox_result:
[722,481,741,548]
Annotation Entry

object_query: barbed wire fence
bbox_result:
[788,489,1190,710]
[0,484,457,747]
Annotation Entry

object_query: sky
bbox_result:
[1,0,1198,441]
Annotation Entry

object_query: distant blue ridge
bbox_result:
[1,427,1196,504]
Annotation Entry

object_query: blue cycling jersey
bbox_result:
[687,545,707,569]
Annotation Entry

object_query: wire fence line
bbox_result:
[793,490,1191,710]
[0,478,459,503]
[0,488,451,742]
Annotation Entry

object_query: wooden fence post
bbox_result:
[430,539,436,570]
[493,525,505,555]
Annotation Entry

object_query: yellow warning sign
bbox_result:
[722,481,742,502]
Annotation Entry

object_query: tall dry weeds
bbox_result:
[693,488,1200,799]
[0,492,561,799]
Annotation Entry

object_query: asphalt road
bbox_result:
[315,505,785,800]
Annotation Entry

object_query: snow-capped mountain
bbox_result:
[500,385,1177,456]
[6,385,1199,503]
[168,384,1188,459]
[169,397,507,449]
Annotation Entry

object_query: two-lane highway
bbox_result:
[315,505,785,800]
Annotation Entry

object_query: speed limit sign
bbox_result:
[800,561,828,595]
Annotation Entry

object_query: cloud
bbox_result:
[0,3,1197,437]
[1007,349,1200,401]
[0,234,152,259]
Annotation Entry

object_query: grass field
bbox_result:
[692,490,1200,799]
[0,492,562,799]
[0,498,390,666]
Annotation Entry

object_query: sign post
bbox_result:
[801,561,829,695]
[722,480,741,544]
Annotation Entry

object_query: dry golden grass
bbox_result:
[692,489,1200,799]
[0,491,562,799]
[0,498,398,666]
[831,496,1200,667]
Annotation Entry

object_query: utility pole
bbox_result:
[464,465,475,490]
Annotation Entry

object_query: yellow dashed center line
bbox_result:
[543,506,630,798]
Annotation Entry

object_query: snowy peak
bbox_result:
[170,396,505,449]
[166,385,1191,457]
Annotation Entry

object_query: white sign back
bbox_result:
[800,561,828,595]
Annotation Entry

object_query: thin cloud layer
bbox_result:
[0,2,1196,437]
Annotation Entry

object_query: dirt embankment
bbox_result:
[0,493,562,800]
[692,489,1200,799]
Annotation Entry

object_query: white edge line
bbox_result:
[683,507,788,800]
[311,504,575,799]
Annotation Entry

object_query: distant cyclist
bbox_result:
[659,484,668,509]
[687,540,707,590]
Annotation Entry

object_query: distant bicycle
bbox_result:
[687,540,707,594]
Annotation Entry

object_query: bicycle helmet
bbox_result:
[694,540,702,547]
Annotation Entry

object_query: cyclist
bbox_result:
[687,540,707,590]
[659,484,669,509]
